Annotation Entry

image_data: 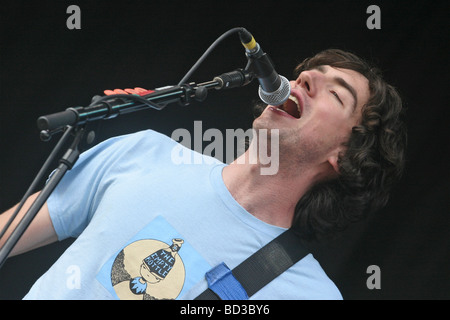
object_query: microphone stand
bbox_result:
[0,69,253,269]
[0,125,81,269]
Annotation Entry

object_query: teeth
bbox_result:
[288,95,299,106]
[288,95,299,109]
[288,95,301,116]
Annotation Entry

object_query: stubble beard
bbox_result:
[251,105,328,176]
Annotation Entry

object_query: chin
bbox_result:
[252,115,271,132]
[252,109,284,133]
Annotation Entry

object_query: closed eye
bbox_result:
[330,90,343,105]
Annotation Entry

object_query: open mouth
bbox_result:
[277,95,302,119]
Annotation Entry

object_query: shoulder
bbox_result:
[81,129,223,170]
[99,129,175,149]
[296,253,343,300]
[80,129,176,160]
[253,252,343,300]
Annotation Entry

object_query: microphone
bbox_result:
[239,29,291,106]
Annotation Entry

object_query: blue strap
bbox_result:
[205,262,249,300]
[196,230,308,300]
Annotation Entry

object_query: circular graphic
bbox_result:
[111,239,185,300]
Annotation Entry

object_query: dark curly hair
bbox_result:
[253,49,407,241]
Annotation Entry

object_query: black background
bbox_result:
[0,0,449,300]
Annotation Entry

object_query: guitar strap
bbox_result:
[195,229,308,300]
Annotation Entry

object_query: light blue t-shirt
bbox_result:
[24,129,342,300]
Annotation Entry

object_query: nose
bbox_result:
[295,69,322,97]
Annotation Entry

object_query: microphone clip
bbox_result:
[213,68,253,90]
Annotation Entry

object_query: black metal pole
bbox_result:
[37,81,221,133]
[36,69,251,135]
[0,126,84,269]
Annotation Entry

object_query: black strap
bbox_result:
[195,229,308,300]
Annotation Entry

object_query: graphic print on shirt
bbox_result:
[96,215,211,300]
[111,238,185,300]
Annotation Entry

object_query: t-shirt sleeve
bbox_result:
[47,130,162,240]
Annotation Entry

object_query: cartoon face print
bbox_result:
[111,238,185,300]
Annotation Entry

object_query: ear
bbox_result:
[326,153,341,175]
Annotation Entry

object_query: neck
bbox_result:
[222,147,324,228]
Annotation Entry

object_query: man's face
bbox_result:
[253,65,370,170]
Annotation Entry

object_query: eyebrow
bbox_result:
[314,66,358,111]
